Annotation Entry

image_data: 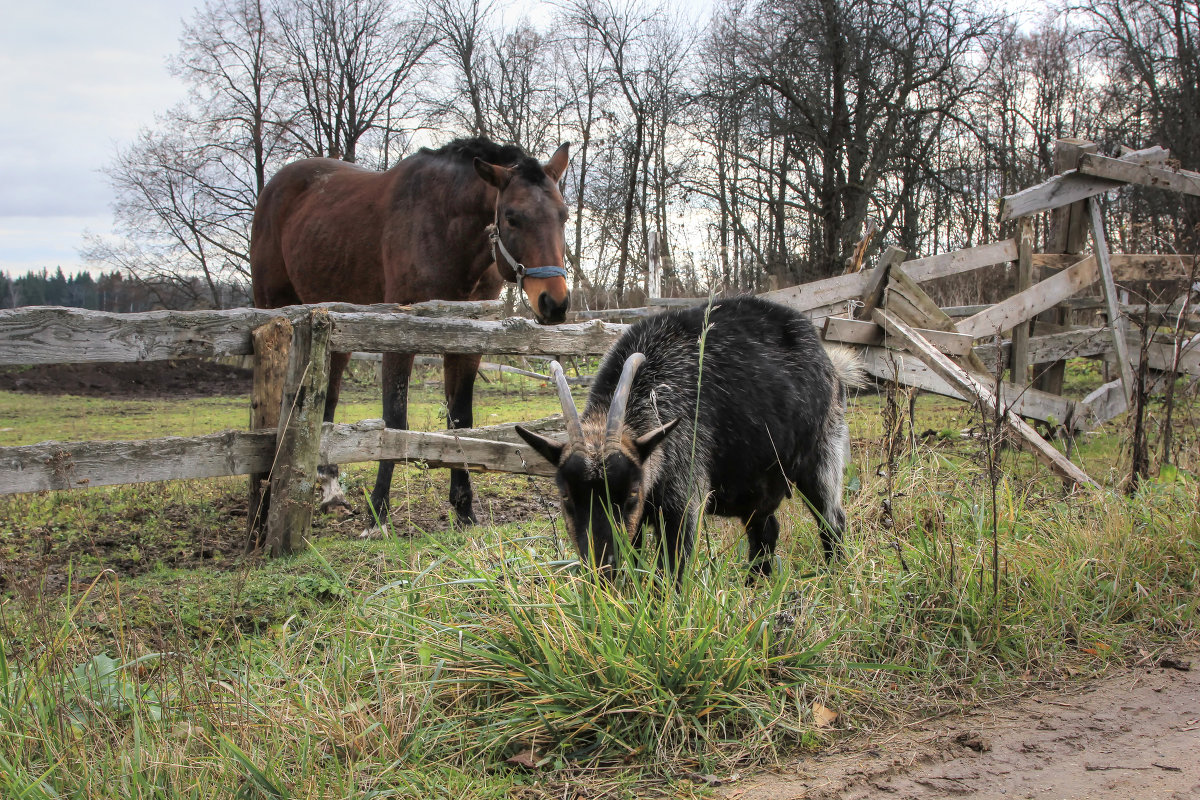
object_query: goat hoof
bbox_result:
[320,495,353,516]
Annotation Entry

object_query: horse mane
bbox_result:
[423,137,546,183]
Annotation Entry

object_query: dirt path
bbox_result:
[727,651,1198,800]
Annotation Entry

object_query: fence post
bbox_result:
[246,316,293,552]
[1037,138,1098,394]
[1010,217,1034,385]
[264,309,332,557]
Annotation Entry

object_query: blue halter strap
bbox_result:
[486,221,568,312]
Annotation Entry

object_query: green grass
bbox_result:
[1,359,1198,798]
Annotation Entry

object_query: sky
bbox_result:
[0,0,592,279]
[0,0,1028,281]
[0,0,198,277]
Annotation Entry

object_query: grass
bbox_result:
[0,359,1198,798]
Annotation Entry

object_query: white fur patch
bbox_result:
[319,473,350,511]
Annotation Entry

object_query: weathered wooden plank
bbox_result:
[822,316,973,357]
[1088,199,1135,405]
[956,256,1099,340]
[873,309,1098,487]
[320,420,557,477]
[975,327,1114,373]
[0,301,516,366]
[328,313,625,357]
[1032,253,1198,282]
[393,299,505,318]
[0,430,278,494]
[1078,154,1200,197]
[572,307,659,321]
[1078,379,1128,427]
[0,416,570,496]
[760,272,870,313]
[265,310,332,556]
[899,240,1019,282]
[860,346,1080,429]
[1114,145,1171,166]
[0,306,275,365]
[856,245,907,319]
[1000,143,1172,224]
[999,170,1122,222]
[885,266,990,373]
[1144,339,1200,377]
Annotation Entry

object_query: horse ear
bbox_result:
[474,157,513,189]
[544,142,570,183]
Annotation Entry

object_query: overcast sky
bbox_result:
[0,0,199,277]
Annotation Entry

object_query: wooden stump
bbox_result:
[263,309,333,557]
[247,316,293,552]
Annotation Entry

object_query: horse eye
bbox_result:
[504,209,521,227]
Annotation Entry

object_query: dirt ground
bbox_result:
[726,648,1199,800]
[0,359,253,398]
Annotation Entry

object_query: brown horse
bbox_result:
[250,138,571,532]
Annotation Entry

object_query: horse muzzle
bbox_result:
[536,289,570,324]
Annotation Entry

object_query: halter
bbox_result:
[486,212,568,313]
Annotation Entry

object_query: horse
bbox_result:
[250,137,572,534]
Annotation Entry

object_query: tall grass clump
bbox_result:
[367,534,839,767]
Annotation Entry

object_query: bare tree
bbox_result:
[86,124,253,308]
[725,0,999,279]
[429,0,496,136]
[174,0,291,194]
[274,0,435,162]
[1082,0,1200,248]
[562,0,661,302]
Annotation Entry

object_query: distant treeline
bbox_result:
[0,269,249,312]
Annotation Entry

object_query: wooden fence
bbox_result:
[2,138,1197,553]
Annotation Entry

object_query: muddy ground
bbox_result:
[726,648,1199,800]
[0,359,253,398]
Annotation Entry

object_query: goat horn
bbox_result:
[550,360,583,442]
[606,353,646,440]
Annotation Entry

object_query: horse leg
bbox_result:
[362,351,415,537]
[443,353,482,527]
[317,352,352,513]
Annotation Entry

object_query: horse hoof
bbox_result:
[358,526,386,540]
[454,510,478,529]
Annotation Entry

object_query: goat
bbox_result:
[515,295,864,580]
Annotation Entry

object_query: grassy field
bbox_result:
[0,361,1197,798]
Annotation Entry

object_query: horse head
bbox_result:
[474,143,572,325]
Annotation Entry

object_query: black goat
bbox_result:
[515,295,864,580]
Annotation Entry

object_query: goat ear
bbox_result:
[634,418,680,462]
[515,424,564,466]
[474,157,513,189]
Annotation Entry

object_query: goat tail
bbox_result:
[823,344,868,391]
